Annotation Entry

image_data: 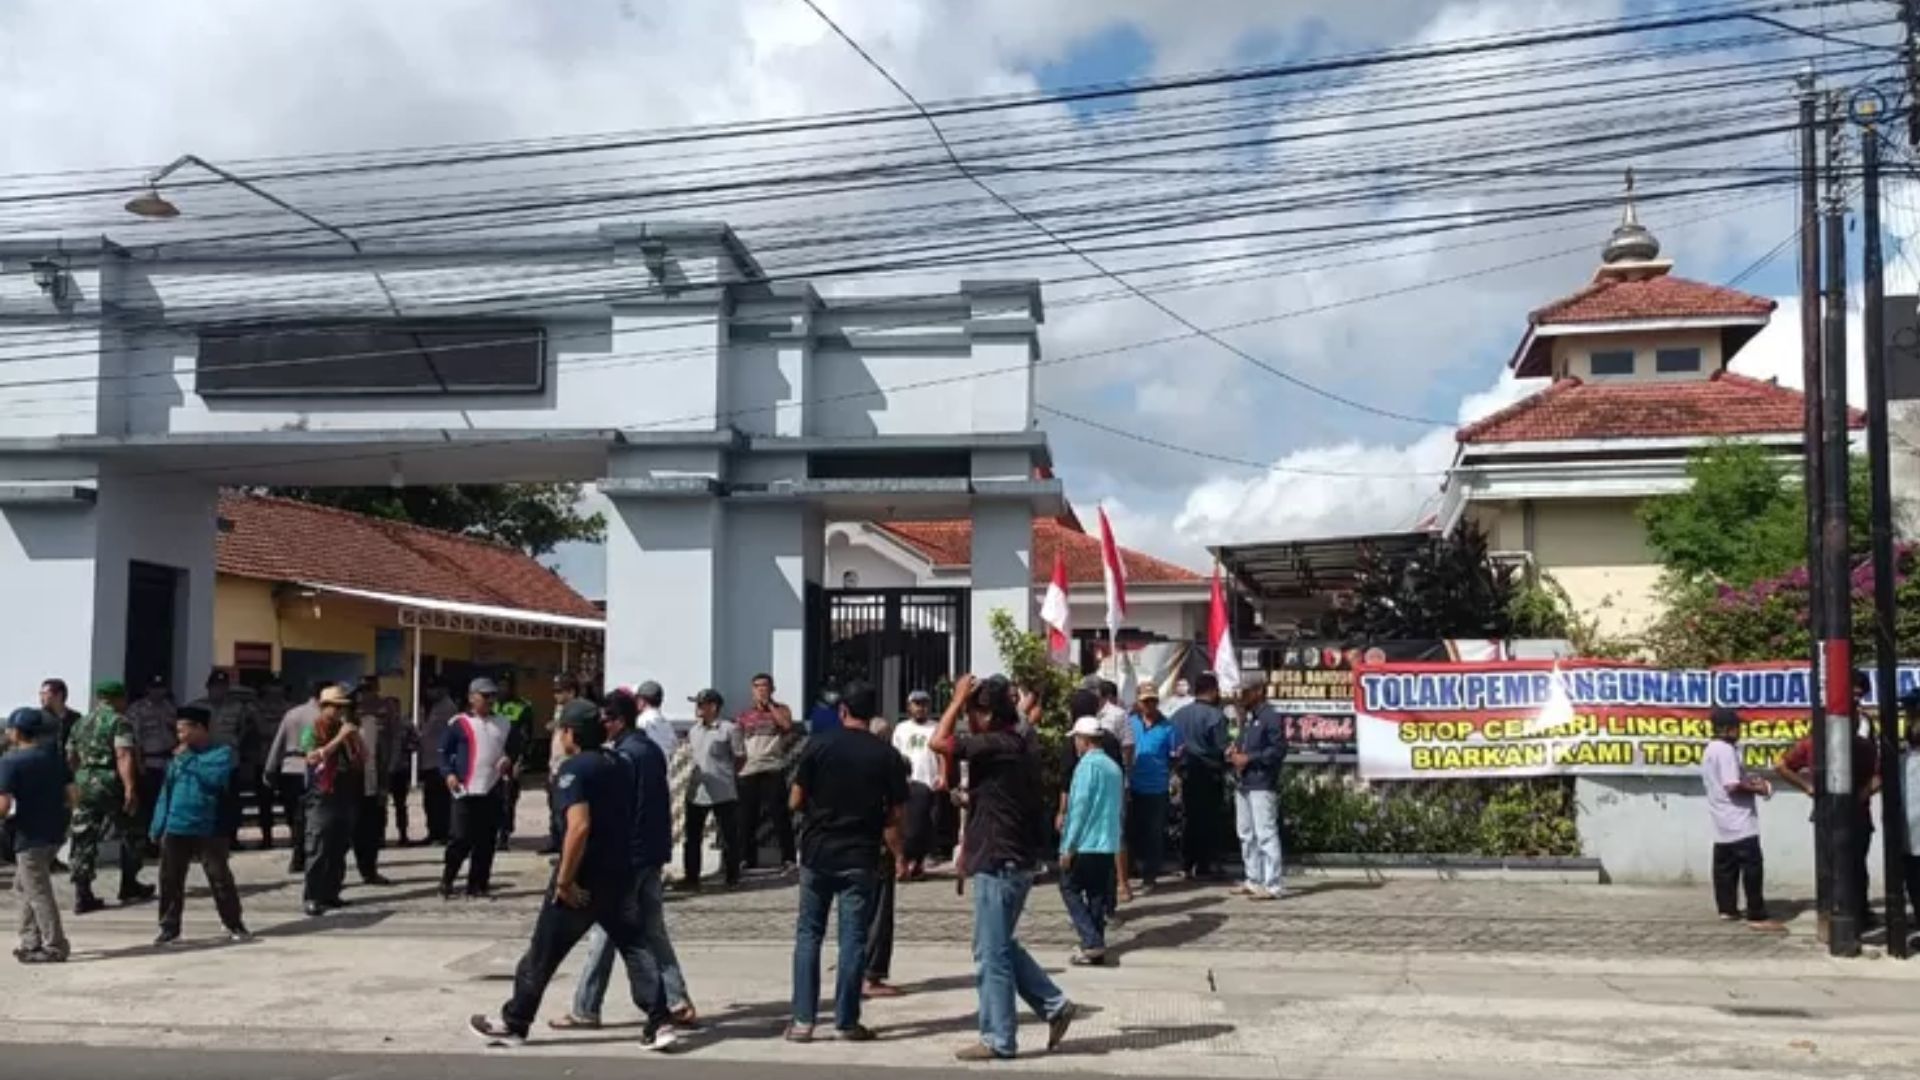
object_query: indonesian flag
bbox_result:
[1039,550,1072,660]
[1209,565,1242,693]
[1098,507,1128,640]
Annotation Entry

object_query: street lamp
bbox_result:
[122,153,357,248]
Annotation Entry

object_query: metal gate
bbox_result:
[816,588,969,718]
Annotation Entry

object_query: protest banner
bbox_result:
[1353,658,1920,780]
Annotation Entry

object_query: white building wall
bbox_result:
[603,497,723,712]
[0,470,215,700]
[1577,776,1881,890]
[718,503,820,704]
[0,501,102,694]
[969,501,1032,673]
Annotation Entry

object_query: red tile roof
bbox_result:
[1456,371,1858,445]
[215,492,599,619]
[1529,274,1775,326]
[877,518,1203,585]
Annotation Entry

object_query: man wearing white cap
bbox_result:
[1058,715,1123,966]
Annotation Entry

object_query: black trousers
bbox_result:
[251,768,276,847]
[497,775,521,846]
[303,793,355,904]
[736,771,795,868]
[445,794,503,895]
[1180,765,1227,876]
[157,835,244,934]
[353,795,387,881]
[274,773,307,866]
[864,855,897,981]
[682,799,738,886]
[420,768,451,843]
[1129,792,1171,885]
[389,771,412,842]
[499,871,666,1037]
[932,788,958,861]
[901,783,934,864]
[1711,835,1768,920]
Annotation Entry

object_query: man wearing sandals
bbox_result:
[549,689,699,1033]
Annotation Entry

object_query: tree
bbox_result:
[1344,520,1517,640]
[262,483,604,556]
[1639,441,1871,588]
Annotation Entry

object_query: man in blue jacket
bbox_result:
[1230,684,1288,900]
[151,705,250,945]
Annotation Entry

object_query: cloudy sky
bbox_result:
[1,0,1907,595]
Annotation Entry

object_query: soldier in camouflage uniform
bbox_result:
[187,669,259,848]
[66,680,154,913]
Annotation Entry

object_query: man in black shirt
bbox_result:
[931,674,1076,1061]
[469,709,676,1053]
[1171,673,1230,880]
[786,680,908,1043]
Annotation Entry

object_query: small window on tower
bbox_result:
[1589,350,1634,377]
[1655,347,1702,373]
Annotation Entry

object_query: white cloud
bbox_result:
[1729,295,1865,406]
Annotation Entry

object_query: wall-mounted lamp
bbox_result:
[27,257,69,302]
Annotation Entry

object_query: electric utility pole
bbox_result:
[1857,89,1911,959]
[1820,91,1860,960]
[1796,66,1831,945]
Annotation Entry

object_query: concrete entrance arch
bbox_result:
[0,223,1058,709]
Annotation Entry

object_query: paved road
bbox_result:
[1,838,1813,961]
[0,1044,1182,1080]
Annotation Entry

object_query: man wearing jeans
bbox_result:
[932,673,1076,1062]
[468,709,675,1052]
[1230,684,1287,900]
[552,690,697,1031]
[786,681,907,1043]
[1700,708,1782,929]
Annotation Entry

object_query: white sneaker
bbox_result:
[468,1014,525,1048]
[640,1024,679,1053]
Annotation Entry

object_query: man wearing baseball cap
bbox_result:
[1,707,73,962]
[441,678,523,899]
[681,689,743,891]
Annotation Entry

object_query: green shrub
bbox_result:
[1281,772,1579,857]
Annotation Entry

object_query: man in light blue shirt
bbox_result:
[1058,716,1123,966]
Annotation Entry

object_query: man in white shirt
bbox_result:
[1699,708,1781,930]
[1161,679,1195,719]
[635,681,678,761]
[892,690,941,880]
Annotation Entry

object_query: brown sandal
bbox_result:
[547,1014,601,1030]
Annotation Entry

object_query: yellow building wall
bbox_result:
[212,577,280,666]
[212,573,568,714]
[1526,499,1665,638]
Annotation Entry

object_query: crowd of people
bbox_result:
[1697,673,1920,935]
[0,661,1296,1060]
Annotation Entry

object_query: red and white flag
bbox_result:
[1209,565,1242,693]
[1097,507,1128,640]
[1039,550,1072,660]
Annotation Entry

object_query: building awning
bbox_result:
[1213,531,1435,600]
[297,581,605,639]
